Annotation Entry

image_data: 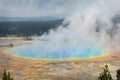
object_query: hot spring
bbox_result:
[6,15,112,60]
[7,41,108,60]
[6,4,120,60]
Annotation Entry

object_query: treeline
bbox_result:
[0,19,63,37]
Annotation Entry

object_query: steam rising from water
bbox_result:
[9,0,120,59]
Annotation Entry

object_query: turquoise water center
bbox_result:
[8,41,107,59]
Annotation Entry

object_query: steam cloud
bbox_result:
[39,0,120,54]
[9,0,120,59]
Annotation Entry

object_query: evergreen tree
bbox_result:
[2,70,13,80]
[116,69,120,80]
[98,64,113,80]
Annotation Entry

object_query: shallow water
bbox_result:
[8,42,107,60]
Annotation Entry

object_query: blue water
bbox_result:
[8,43,106,59]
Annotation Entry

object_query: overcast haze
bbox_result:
[0,0,120,17]
[0,0,96,17]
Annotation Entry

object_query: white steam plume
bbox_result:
[38,1,120,55]
[9,0,120,59]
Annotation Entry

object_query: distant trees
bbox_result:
[2,70,13,80]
